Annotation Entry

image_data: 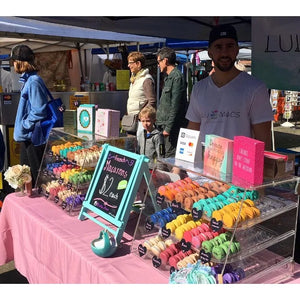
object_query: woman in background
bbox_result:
[126,51,156,136]
[3,45,49,186]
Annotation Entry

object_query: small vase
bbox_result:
[15,186,26,197]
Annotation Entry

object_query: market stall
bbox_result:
[1,16,300,286]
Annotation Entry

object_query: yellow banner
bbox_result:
[116,70,130,91]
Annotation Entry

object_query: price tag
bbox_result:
[170,200,182,213]
[210,218,223,232]
[152,256,162,268]
[192,208,202,221]
[145,220,154,232]
[138,244,147,257]
[161,226,171,238]
[156,194,165,206]
[200,249,211,264]
[180,239,191,252]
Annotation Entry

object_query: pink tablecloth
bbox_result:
[0,192,168,284]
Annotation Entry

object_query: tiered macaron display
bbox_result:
[157,177,231,211]
[211,199,261,228]
[41,142,103,214]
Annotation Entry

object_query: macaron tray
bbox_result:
[131,164,299,283]
[37,140,103,215]
[153,172,297,231]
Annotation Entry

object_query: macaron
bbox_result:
[183,230,194,243]
[191,235,202,249]
[158,185,168,196]
[222,212,236,228]
[184,197,194,211]
[251,207,261,217]
[243,199,255,207]
[168,255,181,268]
[143,240,153,251]
[203,205,213,217]
[165,246,177,257]
[159,250,171,265]
[166,221,177,233]
[175,192,187,203]
[157,241,166,251]
[203,231,214,240]
[175,226,185,240]
[186,220,198,229]
[201,240,214,253]
[150,245,162,257]
[164,238,174,247]
[200,223,210,232]
[212,210,224,221]
[212,246,226,260]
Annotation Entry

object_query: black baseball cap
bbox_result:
[209,24,238,46]
[0,44,35,63]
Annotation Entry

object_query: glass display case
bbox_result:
[131,157,299,284]
[35,128,136,215]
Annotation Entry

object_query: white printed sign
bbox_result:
[175,128,202,163]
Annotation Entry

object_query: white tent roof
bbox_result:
[197,49,251,61]
[0,17,166,55]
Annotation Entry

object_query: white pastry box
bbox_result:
[95,109,120,137]
[77,104,95,134]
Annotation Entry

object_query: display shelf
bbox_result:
[203,193,298,231]
[211,227,294,264]
[36,128,136,215]
[132,157,299,284]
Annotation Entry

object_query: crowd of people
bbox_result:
[0,24,274,190]
[125,24,273,170]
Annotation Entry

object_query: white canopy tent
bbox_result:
[0,16,166,55]
[0,17,166,87]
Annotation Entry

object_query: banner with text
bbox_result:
[252,17,300,91]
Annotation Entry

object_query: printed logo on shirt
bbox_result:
[204,110,240,120]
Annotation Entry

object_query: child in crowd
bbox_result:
[137,105,165,170]
[134,106,165,215]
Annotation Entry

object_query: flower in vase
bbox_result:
[4,164,32,189]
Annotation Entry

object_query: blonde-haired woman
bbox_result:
[126,51,156,136]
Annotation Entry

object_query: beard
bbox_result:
[214,58,236,72]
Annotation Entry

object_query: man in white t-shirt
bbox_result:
[186,24,273,150]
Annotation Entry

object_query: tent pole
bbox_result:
[76,42,84,84]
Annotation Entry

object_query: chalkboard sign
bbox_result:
[79,144,155,244]
[91,150,136,218]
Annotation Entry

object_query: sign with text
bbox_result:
[69,95,89,110]
[90,150,136,218]
[252,17,300,91]
[175,128,202,163]
[79,144,153,243]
